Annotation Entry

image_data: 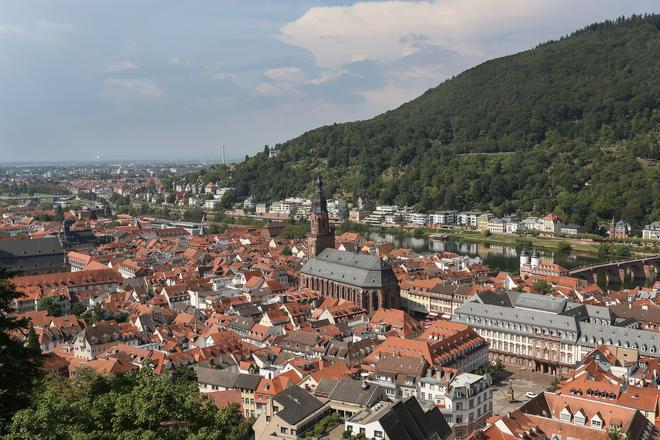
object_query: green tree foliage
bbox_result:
[37,296,63,317]
[546,375,564,392]
[305,412,342,438]
[607,427,622,440]
[475,361,505,379]
[532,280,553,295]
[279,223,309,239]
[54,205,65,222]
[71,302,86,317]
[557,241,572,252]
[5,368,253,440]
[0,267,42,428]
[598,243,633,257]
[26,323,41,355]
[281,245,293,256]
[208,223,227,234]
[223,16,660,228]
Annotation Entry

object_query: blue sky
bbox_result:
[1,0,656,162]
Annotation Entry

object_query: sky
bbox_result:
[0,1,657,163]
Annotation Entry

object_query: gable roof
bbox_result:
[378,397,452,440]
[273,385,326,425]
[324,378,385,406]
[300,248,397,288]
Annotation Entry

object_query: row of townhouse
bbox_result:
[400,280,476,318]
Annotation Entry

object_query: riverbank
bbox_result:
[334,221,657,258]
[447,230,600,253]
[446,231,658,257]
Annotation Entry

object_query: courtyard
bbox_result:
[491,369,556,416]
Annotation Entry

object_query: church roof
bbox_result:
[300,248,397,288]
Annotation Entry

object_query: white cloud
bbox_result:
[277,0,652,115]
[211,72,233,81]
[258,67,310,97]
[0,20,71,40]
[358,83,420,111]
[0,24,26,38]
[169,57,190,66]
[279,0,638,70]
[264,66,305,82]
[104,59,139,72]
[306,69,353,85]
[255,82,296,96]
[106,78,163,98]
[390,64,449,80]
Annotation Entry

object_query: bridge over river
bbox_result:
[569,255,660,285]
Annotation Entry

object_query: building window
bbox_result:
[592,419,602,428]
[280,427,288,434]
[266,416,271,422]
[374,430,383,438]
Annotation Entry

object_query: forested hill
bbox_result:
[223,15,660,228]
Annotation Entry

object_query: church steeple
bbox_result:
[308,175,335,257]
[311,174,327,214]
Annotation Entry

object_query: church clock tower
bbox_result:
[308,175,335,256]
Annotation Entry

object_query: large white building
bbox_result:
[406,212,428,226]
[453,291,660,375]
[429,211,458,225]
[457,212,479,228]
[642,221,660,240]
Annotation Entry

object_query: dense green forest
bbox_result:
[219,15,659,228]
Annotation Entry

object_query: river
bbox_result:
[365,232,603,272]
[365,232,657,288]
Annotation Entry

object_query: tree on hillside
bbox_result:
[0,267,42,429]
[219,15,660,228]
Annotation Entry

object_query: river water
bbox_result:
[366,232,658,288]
[366,232,603,273]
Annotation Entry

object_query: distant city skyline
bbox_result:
[1,0,657,162]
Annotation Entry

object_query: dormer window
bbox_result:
[591,414,603,429]
[559,407,572,422]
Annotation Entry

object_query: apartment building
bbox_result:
[417,371,492,440]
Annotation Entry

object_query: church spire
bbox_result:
[308,175,335,257]
[311,174,327,214]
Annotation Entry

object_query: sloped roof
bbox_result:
[378,397,452,440]
[325,378,385,406]
[274,385,325,425]
[194,366,239,387]
[300,248,397,288]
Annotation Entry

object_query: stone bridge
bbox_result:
[569,255,660,285]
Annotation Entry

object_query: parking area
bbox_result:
[491,369,555,415]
